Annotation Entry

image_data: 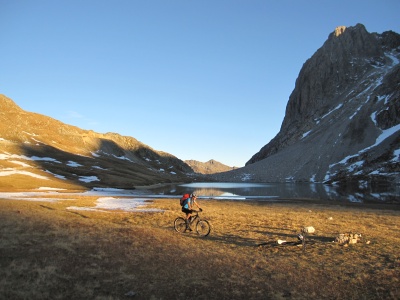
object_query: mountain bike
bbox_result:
[174,210,211,237]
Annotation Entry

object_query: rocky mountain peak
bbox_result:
[247,24,399,165]
[185,159,234,174]
[334,25,346,37]
[213,24,400,185]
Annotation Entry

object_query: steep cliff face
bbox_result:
[213,24,400,184]
[0,95,195,189]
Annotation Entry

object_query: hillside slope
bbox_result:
[213,24,400,185]
[0,95,197,190]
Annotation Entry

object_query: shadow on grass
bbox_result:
[163,215,337,249]
[171,227,261,247]
[39,204,55,210]
[66,210,89,219]
[206,232,261,246]
[172,226,335,250]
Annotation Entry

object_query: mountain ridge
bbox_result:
[185,159,235,174]
[0,94,199,190]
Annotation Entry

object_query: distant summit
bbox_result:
[213,24,400,185]
[0,95,197,190]
[185,159,235,174]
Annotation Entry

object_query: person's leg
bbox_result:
[185,211,192,230]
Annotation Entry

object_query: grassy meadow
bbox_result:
[0,195,399,299]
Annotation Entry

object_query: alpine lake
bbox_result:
[147,181,399,205]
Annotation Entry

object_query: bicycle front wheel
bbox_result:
[174,217,187,233]
[196,219,211,237]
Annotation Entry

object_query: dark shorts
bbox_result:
[182,207,193,214]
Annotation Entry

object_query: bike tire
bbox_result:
[196,219,211,237]
[174,217,187,233]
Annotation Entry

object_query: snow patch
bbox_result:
[37,187,66,191]
[241,173,252,181]
[67,160,82,167]
[392,149,400,162]
[349,105,362,119]
[302,130,312,139]
[112,155,132,162]
[321,103,343,120]
[330,123,400,169]
[0,189,159,211]
[30,156,61,163]
[310,174,316,183]
[347,161,364,173]
[285,176,295,182]
[370,111,378,126]
[79,176,99,183]
[22,131,38,136]
[377,95,390,105]
[91,152,100,157]
[92,165,106,170]
[385,52,400,66]
[67,197,161,212]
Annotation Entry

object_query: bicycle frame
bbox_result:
[188,211,200,225]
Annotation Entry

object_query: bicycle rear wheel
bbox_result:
[196,220,211,237]
[174,217,187,233]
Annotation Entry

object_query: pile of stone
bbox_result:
[334,233,362,245]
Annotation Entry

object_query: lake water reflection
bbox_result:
[150,182,399,204]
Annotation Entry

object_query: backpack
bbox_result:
[180,193,190,206]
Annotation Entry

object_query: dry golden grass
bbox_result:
[0,195,399,299]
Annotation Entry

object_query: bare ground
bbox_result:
[0,196,399,299]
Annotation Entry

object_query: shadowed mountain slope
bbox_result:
[212,24,400,185]
[0,95,197,190]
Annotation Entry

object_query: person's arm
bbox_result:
[194,199,201,209]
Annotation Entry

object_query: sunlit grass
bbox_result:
[0,196,399,299]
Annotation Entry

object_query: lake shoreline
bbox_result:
[1,188,400,211]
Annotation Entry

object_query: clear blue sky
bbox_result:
[1,1,399,167]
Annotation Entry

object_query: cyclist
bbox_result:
[181,192,202,231]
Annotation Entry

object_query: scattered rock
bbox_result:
[302,226,315,234]
[334,233,362,245]
[125,290,137,297]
